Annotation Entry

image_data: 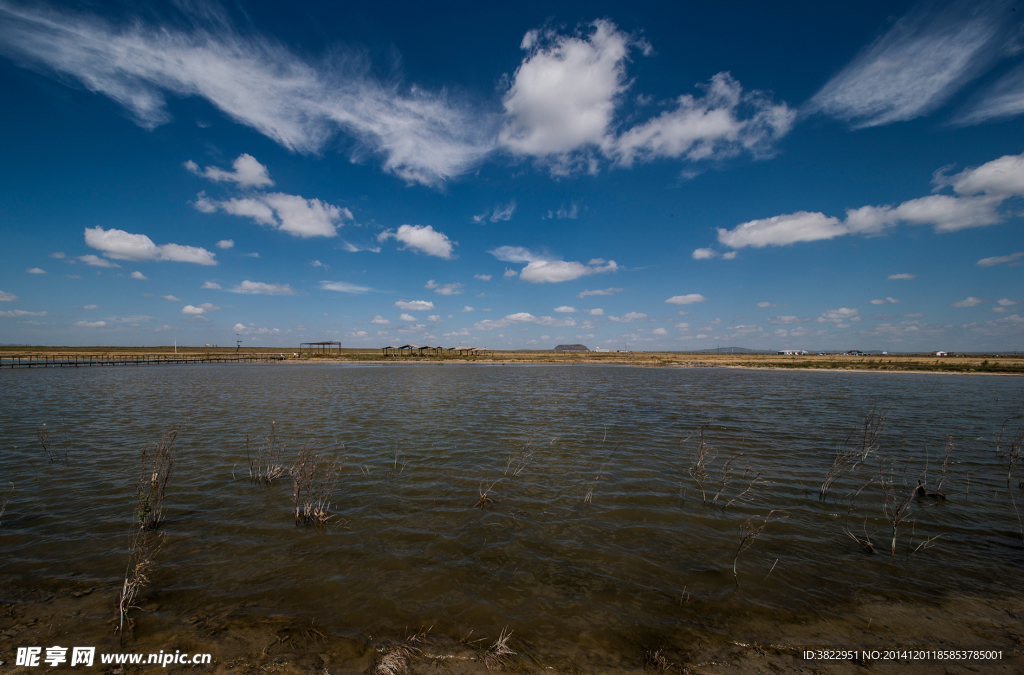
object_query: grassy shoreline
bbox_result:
[3,346,1023,375]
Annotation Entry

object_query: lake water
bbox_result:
[1,363,1022,671]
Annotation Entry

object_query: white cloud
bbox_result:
[0,4,493,187]
[460,306,475,312]
[427,314,442,322]
[488,245,545,264]
[399,313,417,322]
[474,274,492,281]
[817,308,861,324]
[319,281,371,294]
[503,268,518,278]
[998,298,1018,306]
[182,303,220,315]
[870,297,899,305]
[501,21,791,172]
[665,294,706,305]
[718,211,846,248]
[951,297,988,308]
[233,322,291,337]
[84,226,217,264]
[395,300,434,311]
[77,254,120,268]
[130,271,147,280]
[161,295,180,301]
[977,251,1024,267]
[229,280,296,295]
[202,193,350,238]
[378,224,455,258]
[768,316,804,325]
[371,315,390,325]
[473,312,576,331]
[554,306,576,313]
[757,301,777,308]
[425,279,464,295]
[0,309,46,318]
[202,281,222,289]
[610,72,794,166]
[651,327,668,335]
[217,239,235,249]
[519,259,618,283]
[73,320,106,328]
[579,287,622,299]
[692,248,718,260]
[26,268,46,274]
[888,273,916,280]
[808,1,1015,128]
[186,154,273,188]
[545,202,580,219]
[584,308,604,316]
[49,252,65,259]
[0,291,19,302]
[609,312,647,322]
[477,200,516,223]
[82,304,98,309]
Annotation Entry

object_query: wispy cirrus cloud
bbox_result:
[319,281,372,294]
[977,251,1024,267]
[808,0,1021,128]
[0,2,494,187]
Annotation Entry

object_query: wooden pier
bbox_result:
[1,354,286,369]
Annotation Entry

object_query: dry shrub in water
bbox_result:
[0,482,11,526]
[997,422,1024,545]
[820,405,888,501]
[685,419,715,507]
[116,526,165,645]
[136,427,179,529]
[733,510,779,585]
[290,440,342,526]
[247,421,285,485]
[878,460,915,560]
[36,418,73,465]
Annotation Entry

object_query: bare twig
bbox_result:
[687,419,715,507]
[820,406,889,501]
[116,527,164,645]
[733,510,779,584]
[136,427,179,529]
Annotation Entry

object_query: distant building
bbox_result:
[931,350,948,356]
[555,344,590,352]
[777,349,808,355]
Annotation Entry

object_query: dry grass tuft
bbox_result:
[136,426,179,529]
[483,627,515,669]
[369,627,429,675]
[291,441,343,526]
[247,421,285,485]
[475,480,499,509]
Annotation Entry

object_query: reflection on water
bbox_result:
[1,363,1023,663]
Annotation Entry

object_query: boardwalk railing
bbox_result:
[1,354,287,369]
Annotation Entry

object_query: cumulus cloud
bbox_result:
[977,251,1024,267]
[78,254,120,268]
[217,239,235,249]
[500,21,792,173]
[808,1,1019,128]
[395,300,434,311]
[757,301,777,308]
[84,226,216,264]
[718,152,1024,249]
[584,308,604,316]
[651,327,668,335]
[199,192,351,238]
[319,281,372,294]
[229,280,296,295]
[26,268,46,274]
[202,281,222,289]
[692,248,719,260]
[474,274,492,282]
[0,290,18,302]
[370,315,390,325]
[378,225,455,258]
[49,251,65,258]
[951,296,988,307]
[473,312,575,331]
[161,295,180,301]
[0,309,46,318]
[817,308,861,325]
[888,273,916,280]
[130,271,147,280]
[185,154,273,188]
[425,280,464,295]
[182,302,220,315]
[554,306,576,313]
[73,320,106,328]
[609,312,647,322]
[665,294,706,305]
[579,287,622,298]
[489,246,617,283]
[767,316,805,325]
[0,3,494,187]
[399,313,417,322]
[233,322,291,337]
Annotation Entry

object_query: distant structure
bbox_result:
[777,349,808,355]
[555,344,590,352]
[300,341,342,355]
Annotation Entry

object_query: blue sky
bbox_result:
[0,0,1022,351]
